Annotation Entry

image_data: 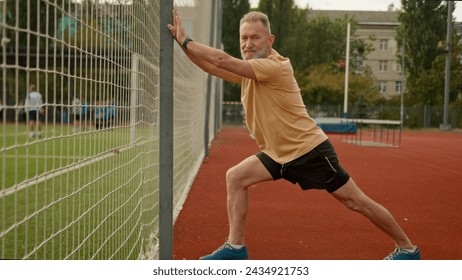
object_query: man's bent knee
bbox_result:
[225,155,273,191]
[226,167,239,186]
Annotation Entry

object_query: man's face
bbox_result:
[239,21,274,60]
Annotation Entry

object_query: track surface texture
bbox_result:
[173,127,462,260]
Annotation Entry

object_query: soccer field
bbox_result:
[1,123,160,259]
[2,124,131,186]
[1,0,219,260]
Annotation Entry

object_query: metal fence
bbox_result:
[222,102,461,129]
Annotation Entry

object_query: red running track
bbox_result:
[173,127,462,260]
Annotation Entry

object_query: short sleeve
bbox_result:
[248,57,282,82]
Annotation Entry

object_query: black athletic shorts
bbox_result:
[28,110,39,121]
[256,139,350,193]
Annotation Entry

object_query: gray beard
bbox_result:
[241,48,269,60]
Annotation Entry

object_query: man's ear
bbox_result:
[268,35,275,46]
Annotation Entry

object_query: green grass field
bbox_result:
[1,123,160,259]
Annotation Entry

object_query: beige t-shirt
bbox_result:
[241,50,327,164]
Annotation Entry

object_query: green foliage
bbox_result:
[221,1,375,104]
[258,0,297,55]
[300,63,380,111]
[304,15,353,67]
[3,0,66,47]
[397,0,447,76]
[222,0,251,57]
[275,7,311,71]
[397,0,462,123]
[396,0,449,106]
[1,0,135,106]
[300,64,344,105]
[296,13,377,109]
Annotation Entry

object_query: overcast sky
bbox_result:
[249,0,462,21]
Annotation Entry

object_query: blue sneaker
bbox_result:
[200,242,248,260]
[384,246,421,260]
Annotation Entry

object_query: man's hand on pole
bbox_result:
[167,8,187,47]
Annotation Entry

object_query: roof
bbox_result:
[308,10,399,25]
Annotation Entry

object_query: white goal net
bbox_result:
[0,0,220,259]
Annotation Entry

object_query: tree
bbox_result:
[413,31,462,106]
[258,0,296,53]
[304,15,352,66]
[257,0,314,72]
[300,63,379,108]
[396,0,448,106]
[296,13,375,108]
[221,0,375,105]
[276,7,311,72]
[2,0,66,105]
[221,0,311,101]
[4,0,65,48]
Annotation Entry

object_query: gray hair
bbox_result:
[240,11,271,34]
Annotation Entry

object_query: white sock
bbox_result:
[402,246,417,253]
[227,242,244,249]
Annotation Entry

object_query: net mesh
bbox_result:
[0,0,220,260]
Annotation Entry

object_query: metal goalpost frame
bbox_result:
[0,0,221,260]
[159,0,174,260]
[158,0,223,259]
[204,0,217,157]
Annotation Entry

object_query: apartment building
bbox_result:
[309,10,403,99]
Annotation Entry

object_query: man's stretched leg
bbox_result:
[331,178,420,259]
[226,155,273,245]
[200,155,273,260]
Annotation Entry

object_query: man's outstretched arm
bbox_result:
[167,9,256,83]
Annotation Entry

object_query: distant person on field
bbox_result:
[0,98,4,121]
[71,96,81,131]
[107,97,117,127]
[168,10,420,260]
[25,84,44,138]
[94,100,107,130]
[80,98,90,129]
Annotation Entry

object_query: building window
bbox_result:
[395,63,402,73]
[379,39,389,51]
[378,81,387,93]
[379,60,388,72]
[395,81,403,93]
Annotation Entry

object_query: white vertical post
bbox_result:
[400,35,405,144]
[343,22,351,118]
[440,0,453,131]
[130,54,139,144]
